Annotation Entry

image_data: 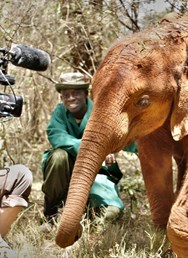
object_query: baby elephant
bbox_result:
[55,12,188,258]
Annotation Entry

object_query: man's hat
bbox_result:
[55,72,90,93]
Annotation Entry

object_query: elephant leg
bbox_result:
[137,128,175,229]
[173,155,187,194]
[167,171,188,258]
[173,137,188,194]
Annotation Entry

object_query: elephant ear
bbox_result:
[171,74,188,141]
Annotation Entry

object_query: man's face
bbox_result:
[60,88,88,115]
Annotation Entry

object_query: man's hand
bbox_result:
[105,154,116,166]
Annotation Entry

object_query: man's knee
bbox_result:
[48,148,68,166]
[1,164,33,206]
[13,164,33,186]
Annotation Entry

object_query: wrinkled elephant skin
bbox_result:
[56,13,188,257]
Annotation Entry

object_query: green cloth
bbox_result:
[47,98,93,157]
[89,174,124,209]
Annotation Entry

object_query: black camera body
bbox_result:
[0,48,23,118]
[0,93,23,117]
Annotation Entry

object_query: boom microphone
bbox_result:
[9,44,51,71]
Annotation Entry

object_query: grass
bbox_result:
[5,152,177,258]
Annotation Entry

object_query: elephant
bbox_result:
[55,12,188,258]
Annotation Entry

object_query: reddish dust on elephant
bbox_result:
[55,12,188,258]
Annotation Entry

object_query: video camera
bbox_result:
[0,47,23,118]
[0,44,50,118]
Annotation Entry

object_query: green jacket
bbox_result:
[47,98,93,157]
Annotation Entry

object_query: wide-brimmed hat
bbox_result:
[55,72,90,93]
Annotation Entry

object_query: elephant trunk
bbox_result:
[55,116,124,248]
[167,173,188,257]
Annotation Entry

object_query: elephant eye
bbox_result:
[136,95,150,107]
